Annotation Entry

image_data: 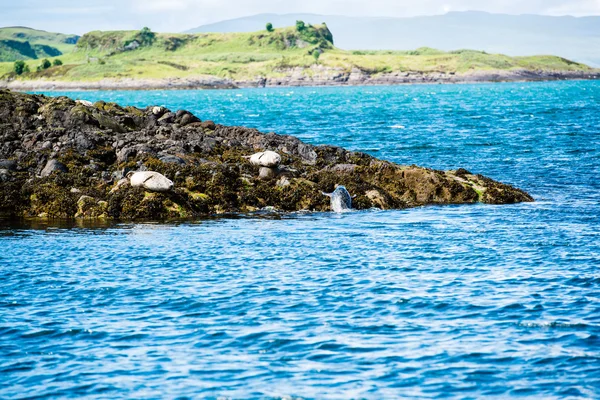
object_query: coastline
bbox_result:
[2,68,598,91]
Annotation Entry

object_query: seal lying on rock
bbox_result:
[248,151,281,168]
[75,99,93,107]
[127,171,174,192]
[323,185,353,213]
[247,150,282,180]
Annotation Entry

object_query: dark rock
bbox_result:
[200,120,216,130]
[455,168,472,177]
[330,164,357,173]
[40,159,68,177]
[298,143,317,164]
[159,155,187,165]
[136,161,148,172]
[117,147,136,163]
[75,134,95,151]
[175,110,201,126]
[158,112,176,125]
[276,165,298,177]
[0,160,17,171]
[95,114,127,133]
[179,113,199,126]
[84,162,101,172]
[133,145,157,160]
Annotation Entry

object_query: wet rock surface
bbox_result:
[0,89,534,220]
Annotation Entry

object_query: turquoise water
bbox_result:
[2,81,600,398]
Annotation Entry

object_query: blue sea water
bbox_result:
[2,81,600,398]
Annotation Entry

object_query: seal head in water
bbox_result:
[322,185,352,212]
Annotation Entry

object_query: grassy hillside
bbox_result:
[0,27,79,62]
[0,24,594,82]
[186,12,600,68]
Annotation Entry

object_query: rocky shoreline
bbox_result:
[1,68,599,91]
[0,89,533,220]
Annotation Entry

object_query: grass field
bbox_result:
[0,27,79,62]
[0,24,594,82]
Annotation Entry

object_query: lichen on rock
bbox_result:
[0,89,534,220]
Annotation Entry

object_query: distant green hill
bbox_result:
[187,12,600,68]
[0,24,595,85]
[0,27,79,62]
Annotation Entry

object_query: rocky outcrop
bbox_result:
[0,89,533,220]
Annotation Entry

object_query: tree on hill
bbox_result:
[13,60,29,75]
[135,27,156,46]
[266,22,274,32]
[53,59,63,66]
[39,59,51,70]
[296,20,306,31]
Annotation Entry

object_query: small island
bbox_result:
[0,23,598,90]
[0,89,533,220]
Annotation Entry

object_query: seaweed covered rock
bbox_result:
[0,89,534,220]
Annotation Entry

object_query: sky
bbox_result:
[1,0,600,34]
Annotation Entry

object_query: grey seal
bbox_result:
[322,185,352,212]
[247,151,281,167]
[127,171,174,192]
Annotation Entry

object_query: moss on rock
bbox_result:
[0,90,534,221]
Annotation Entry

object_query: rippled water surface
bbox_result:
[3,81,600,398]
